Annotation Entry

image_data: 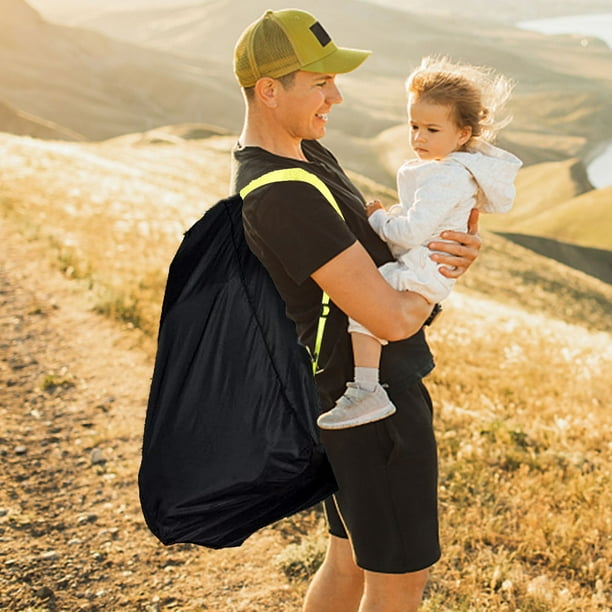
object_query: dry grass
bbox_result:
[524,187,612,250]
[0,132,232,337]
[480,157,612,252]
[1,132,610,610]
[423,294,611,610]
[456,230,612,334]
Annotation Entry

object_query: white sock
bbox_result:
[354,366,379,392]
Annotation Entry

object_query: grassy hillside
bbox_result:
[0,0,243,140]
[510,159,592,216]
[0,131,232,334]
[3,0,612,183]
[1,131,609,335]
[0,100,85,141]
[524,186,612,250]
[475,157,612,283]
[480,158,611,247]
[0,131,610,611]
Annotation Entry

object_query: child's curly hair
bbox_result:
[406,56,514,145]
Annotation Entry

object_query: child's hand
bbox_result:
[365,200,384,217]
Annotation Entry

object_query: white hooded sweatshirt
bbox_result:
[363,141,522,306]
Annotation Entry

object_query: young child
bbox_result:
[318,56,522,430]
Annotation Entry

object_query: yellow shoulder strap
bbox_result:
[240,168,344,219]
[240,168,345,375]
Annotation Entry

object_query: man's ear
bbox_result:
[254,78,279,108]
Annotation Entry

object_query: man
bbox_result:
[231,10,481,611]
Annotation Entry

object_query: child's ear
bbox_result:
[459,126,472,146]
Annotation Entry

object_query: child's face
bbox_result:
[408,97,471,161]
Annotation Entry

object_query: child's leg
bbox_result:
[351,332,382,392]
[317,331,395,430]
[352,331,382,368]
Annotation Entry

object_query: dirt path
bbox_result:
[0,221,307,611]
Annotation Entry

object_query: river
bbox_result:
[518,14,612,188]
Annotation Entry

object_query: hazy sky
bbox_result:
[27,0,610,22]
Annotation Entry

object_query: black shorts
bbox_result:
[319,380,440,574]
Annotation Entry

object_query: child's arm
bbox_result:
[365,200,385,217]
[368,164,473,251]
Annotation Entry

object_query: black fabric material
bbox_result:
[321,380,440,573]
[138,194,337,549]
[233,141,435,413]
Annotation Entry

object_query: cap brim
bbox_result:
[301,47,371,75]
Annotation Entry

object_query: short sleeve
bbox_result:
[242,181,357,285]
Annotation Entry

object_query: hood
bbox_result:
[451,141,522,214]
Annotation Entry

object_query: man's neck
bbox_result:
[240,119,308,162]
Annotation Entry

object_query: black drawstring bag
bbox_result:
[138,194,337,549]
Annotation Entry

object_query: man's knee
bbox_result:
[323,535,363,580]
[362,567,430,611]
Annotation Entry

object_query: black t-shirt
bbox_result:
[231,139,434,410]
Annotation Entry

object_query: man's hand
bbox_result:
[365,199,384,218]
[428,208,481,278]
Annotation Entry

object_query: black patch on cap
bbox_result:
[310,22,332,47]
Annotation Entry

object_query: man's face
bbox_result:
[275,71,343,141]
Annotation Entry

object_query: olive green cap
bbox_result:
[234,9,371,88]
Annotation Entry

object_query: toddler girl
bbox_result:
[318,56,522,430]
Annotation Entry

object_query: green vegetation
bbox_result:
[40,372,75,392]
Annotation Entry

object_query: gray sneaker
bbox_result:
[317,382,396,430]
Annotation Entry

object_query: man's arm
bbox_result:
[311,209,481,340]
[311,241,432,342]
